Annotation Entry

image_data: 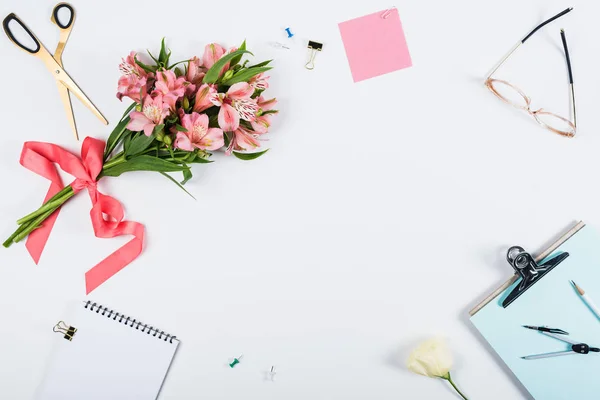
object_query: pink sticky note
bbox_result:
[339,8,412,82]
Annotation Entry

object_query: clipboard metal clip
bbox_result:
[502,246,570,308]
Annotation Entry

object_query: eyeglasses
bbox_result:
[485,8,576,137]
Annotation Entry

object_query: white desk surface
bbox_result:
[0,0,598,398]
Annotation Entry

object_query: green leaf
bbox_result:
[159,38,168,65]
[203,49,253,84]
[190,155,213,163]
[208,114,219,128]
[229,40,246,66]
[221,66,272,86]
[249,59,272,68]
[166,49,172,67]
[232,149,269,160]
[102,155,191,177]
[174,124,188,132]
[120,102,137,121]
[134,55,155,73]
[159,172,196,200]
[146,50,159,65]
[261,109,279,115]
[104,103,135,161]
[181,167,193,185]
[125,130,158,157]
[167,59,190,70]
[123,131,133,153]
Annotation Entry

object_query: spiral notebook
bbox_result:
[36,301,179,400]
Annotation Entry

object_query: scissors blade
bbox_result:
[56,80,78,140]
[521,350,575,360]
[42,56,108,125]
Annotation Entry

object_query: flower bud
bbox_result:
[182,96,190,111]
[222,69,234,81]
[163,135,172,146]
[155,130,165,142]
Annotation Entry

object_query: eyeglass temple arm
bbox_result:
[561,29,576,127]
[521,7,573,43]
[486,7,574,80]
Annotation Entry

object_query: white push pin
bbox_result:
[268,366,276,381]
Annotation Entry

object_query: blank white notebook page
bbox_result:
[36,302,179,400]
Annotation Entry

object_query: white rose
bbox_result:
[407,338,453,378]
[406,338,468,400]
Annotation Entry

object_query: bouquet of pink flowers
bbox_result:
[115,39,277,164]
[3,40,277,293]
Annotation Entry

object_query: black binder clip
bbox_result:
[53,321,77,341]
[502,246,569,308]
[305,40,323,70]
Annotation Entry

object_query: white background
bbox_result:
[0,0,598,399]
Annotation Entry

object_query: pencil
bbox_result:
[571,280,600,320]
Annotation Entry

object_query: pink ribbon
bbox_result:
[20,137,145,294]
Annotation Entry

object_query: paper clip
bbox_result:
[382,7,397,19]
[229,354,243,368]
[305,41,323,70]
[271,42,290,50]
[53,321,77,341]
[285,27,294,38]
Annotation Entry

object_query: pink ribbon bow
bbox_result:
[19,137,144,294]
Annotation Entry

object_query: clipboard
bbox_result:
[467,220,600,400]
[469,220,585,316]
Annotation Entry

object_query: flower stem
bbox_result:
[16,186,74,225]
[101,151,126,170]
[4,147,129,248]
[3,219,34,247]
[446,373,468,400]
[14,207,57,243]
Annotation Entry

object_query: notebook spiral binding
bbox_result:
[84,301,177,344]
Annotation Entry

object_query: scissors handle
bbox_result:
[2,13,40,54]
[51,3,74,30]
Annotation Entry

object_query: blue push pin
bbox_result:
[285,27,294,38]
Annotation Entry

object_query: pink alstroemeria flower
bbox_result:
[248,73,270,91]
[186,56,206,85]
[117,75,147,103]
[127,94,170,137]
[256,96,277,111]
[209,82,259,131]
[251,96,278,134]
[116,51,152,103]
[202,44,237,77]
[119,51,149,78]
[251,114,273,134]
[193,84,216,113]
[154,70,188,109]
[226,126,261,155]
[175,112,224,151]
[203,43,226,69]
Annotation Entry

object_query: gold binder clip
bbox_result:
[53,321,77,341]
[305,40,323,70]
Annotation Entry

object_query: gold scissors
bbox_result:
[2,3,108,140]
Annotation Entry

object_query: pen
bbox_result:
[522,325,569,335]
[571,280,600,320]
